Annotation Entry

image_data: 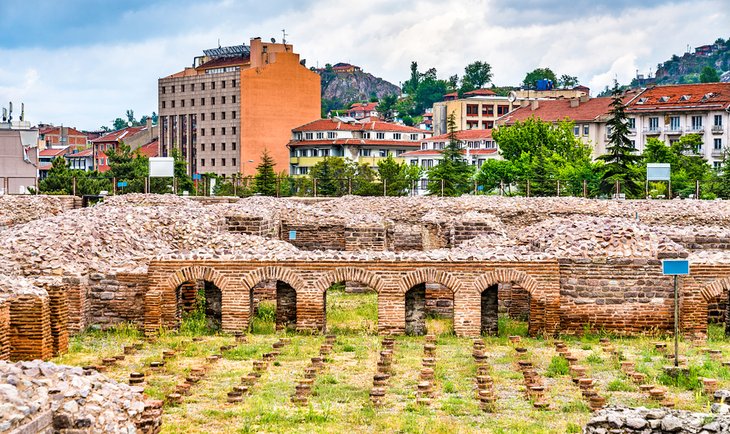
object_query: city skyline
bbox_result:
[1,0,728,130]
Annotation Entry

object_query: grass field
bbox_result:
[53,291,730,434]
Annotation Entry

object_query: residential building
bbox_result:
[38,147,68,179]
[38,126,88,150]
[417,109,433,131]
[158,38,320,177]
[497,96,617,159]
[347,102,379,120]
[64,148,94,172]
[287,117,432,176]
[0,113,38,194]
[91,120,157,172]
[401,129,499,194]
[442,88,497,101]
[432,94,519,135]
[331,63,361,74]
[513,86,589,100]
[624,83,730,169]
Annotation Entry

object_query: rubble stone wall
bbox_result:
[558,258,675,334]
[87,272,148,328]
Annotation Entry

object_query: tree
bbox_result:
[558,74,579,88]
[448,74,459,91]
[713,150,730,199]
[597,83,643,197]
[462,61,493,89]
[112,118,128,131]
[475,159,519,194]
[700,66,720,83]
[403,61,420,95]
[39,157,74,194]
[427,112,474,196]
[376,94,398,121]
[522,67,557,89]
[413,75,448,116]
[254,149,277,196]
[377,154,412,196]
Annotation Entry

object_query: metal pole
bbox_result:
[383,178,387,196]
[669,180,672,199]
[440,179,444,197]
[526,179,530,198]
[646,179,649,199]
[113,177,117,195]
[276,178,280,198]
[695,180,700,199]
[348,178,352,195]
[674,274,679,368]
[556,180,560,197]
[313,178,317,197]
[72,177,76,196]
[583,179,587,198]
[500,180,504,196]
[233,176,237,197]
[473,179,477,195]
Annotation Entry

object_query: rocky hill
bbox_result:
[649,38,730,84]
[316,64,400,111]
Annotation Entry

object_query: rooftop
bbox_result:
[626,82,730,112]
[498,97,615,124]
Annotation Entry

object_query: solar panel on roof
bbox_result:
[203,45,250,59]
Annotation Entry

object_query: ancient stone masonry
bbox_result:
[584,406,730,433]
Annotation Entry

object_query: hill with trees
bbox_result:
[640,37,730,85]
[315,64,401,116]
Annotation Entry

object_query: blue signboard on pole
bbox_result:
[662,259,689,275]
[117,181,128,188]
[192,174,202,181]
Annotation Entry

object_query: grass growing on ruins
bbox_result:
[325,288,378,335]
[51,317,730,433]
[250,301,277,334]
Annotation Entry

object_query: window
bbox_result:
[162,101,166,109]
[191,99,195,107]
[363,132,371,139]
[201,97,205,106]
[630,140,636,148]
[410,134,418,140]
[211,97,215,105]
[627,118,635,129]
[232,79,236,88]
[573,126,580,136]
[181,84,185,92]
[421,143,428,150]
[221,111,226,120]
[171,100,175,108]
[162,86,166,94]
[201,83,205,91]
[691,116,703,131]
[670,116,680,131]
[583,125,589,136]
[311,149,319,157]
[222,96,226,104]
[376,132,385,140]
[466,104,479,116]
[359,149,371,156]
[171,85,175,93]
[321,149,330,157]
[232,95,236,103]
[222,143,226,151]
[497,105,509,115]
[232,158,236,166]
[181,99,185,107]
[649,117,659,131]
[191,84,195,91]
[410,160,418,166]
[211,128,215,136]
[305,132,313,140]
[201,113,205,121]
[211,81,215,90]
[201,158,205,166]
[299,167,309,175]
[232,126,237,135]
[232,142,236,150]
[201,128,205,136]
[316,132,324,139]
[221,127,226,135]
[211,158,215,166]
[714,161,722,170]
[211,143,216,151]
[221,158,226,166]
[715,115,723,126]
[232,111,236,119]
[715,138,723,150]
[327,132,336,139]
[394,133,402,140]
[201,143,205,151]
[222,80,226,89]
[379,149,387,157]
[211,112,216,121]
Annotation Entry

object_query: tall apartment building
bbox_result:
[158,38,320,177]
[432,93,519,135]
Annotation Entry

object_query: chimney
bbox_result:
[580,94,589,103]
[520,100,530,108]
[530,100,539,111]
[146,117,153,129]
[570,98,580,108]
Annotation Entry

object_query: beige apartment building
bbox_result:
[432,93,518,135]
[158,38,320,177]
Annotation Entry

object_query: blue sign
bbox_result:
[192,174,202,181]
[288,230,297,240]
[117,181,128,188]
[662,259,689,276]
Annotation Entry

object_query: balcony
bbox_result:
[644,127,661,135]
[712,148,724,158]
[712,125,724,134]
[686,126,704,134]
[627,127,636,135]
[665,127,682,135]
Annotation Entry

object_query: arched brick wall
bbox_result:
[701,277,730,302]
[398,268,463,296]
[473,269,541,301]
[163,266,229,294]
[241,266,305,294]
[312,267,385,295]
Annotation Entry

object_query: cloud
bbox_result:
[1,0,728,129]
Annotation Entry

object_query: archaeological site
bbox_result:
[4,193,730,432]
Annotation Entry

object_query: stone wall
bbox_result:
[275,281,297,330]
[87,272,148,328]
[281,222,346,250]
[481,285,498,335]
[498,282,531,320]
[387,224,423,251]
[424,283,454,318]
[345,225,387,251]
[584,406,730,433]
[558,258,674,334]
[405,284,426,335]
[225,214,279,238]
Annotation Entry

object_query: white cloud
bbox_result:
[0,0,728,129]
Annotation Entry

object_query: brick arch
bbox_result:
[701,277,730,302]
[241,266,305,294]
[398,268,464,296]
[473,269,541,301]
[163,265,229,293]
[313,267,385,295]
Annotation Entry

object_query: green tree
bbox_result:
[310,157,353,196]
[597,83,643,197]
[700,66,720,83]
[462,61,493,89]
[377,154,412,196]
[376,94,398,121]
[522,67,557,89]
[112,118,128,131]
[39,157,74,194]
[427,112,474,196]
[714,150,730,199]
[403,61,420,95]
[106,141,148,192]
[475,159,519,194]
[254,149,277,196]
[558,74,579,88]
[413,75,448,115]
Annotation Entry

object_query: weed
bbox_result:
[607,378,634,392]
[546,355,570,377]
[586,352,603,365]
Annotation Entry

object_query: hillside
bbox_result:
[315,63,401,113]
[646,38,730,85]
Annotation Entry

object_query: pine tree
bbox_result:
[597,83,642,197]
[254,149,277,196]
[427,112,474,196]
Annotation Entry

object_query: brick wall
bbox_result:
[9,294,53,361]
[0,300,9,361]
[226,215,279,238]
[280,222,346,250]
[87,272,148,328]
[345,225,387,251]
[387,224,423,251]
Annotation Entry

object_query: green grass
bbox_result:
[325,288,377,335]
[546,355,570,377]
[250,301,276,335]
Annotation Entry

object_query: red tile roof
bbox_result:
[38,126,87,137]
[39,147,69,157]
[401,148,498,157]
[348,102,378,112]
[626,83,730,113]
[91,126,146,144]
[498,98,614,124]
[65,148,93,158]
[288,139,420,148]
[138,140,160,158]
[464,88,497,97]
[425,129,493,141]
[293,118,428,134]
[38,163,52,171]
[361,121,425,133]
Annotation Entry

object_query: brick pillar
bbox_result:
[47,285,69,357]
[144,290,162,337]
[9,294,53,361]
[405,284,426,335]
[424,283,454,318]
[481,285,499,335]
[0,300,9,361]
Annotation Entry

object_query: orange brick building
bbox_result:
[158,38,320,177]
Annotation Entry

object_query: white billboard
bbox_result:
[647,163,670,181]
[149,157,174,178]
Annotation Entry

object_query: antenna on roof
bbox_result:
[218,38,221,48]
[282,29,288,44]
[20,103,24,122]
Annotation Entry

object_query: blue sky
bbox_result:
[0,0,728,130]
